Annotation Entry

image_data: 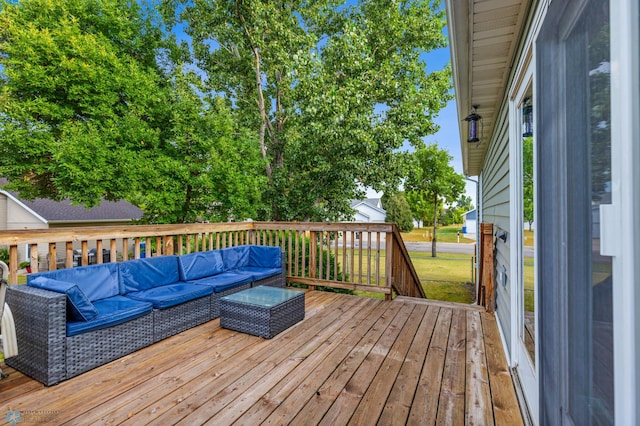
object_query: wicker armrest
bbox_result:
[6,285,68,385]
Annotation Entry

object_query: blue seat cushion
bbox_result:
[119,256,182,293]
[236,266,283,281]
[28,262,120,302]
[248,246,282,268]
[178,250,225,281]
[29,276,99,322]
[188,271,253,293]
[67,296,152,337]
[125,283,213,309]
[220,246,250,270]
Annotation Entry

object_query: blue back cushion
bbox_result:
[119,256,180,294]
[27,263,120,302]
[249,246,282,268]
[178,250,225,281]
[29,276,99,321]
[220,246,250,270]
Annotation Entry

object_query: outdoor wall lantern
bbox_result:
[522,97,533,137]
[464,106,482,143]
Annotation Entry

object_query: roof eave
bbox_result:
[446,0,473,176]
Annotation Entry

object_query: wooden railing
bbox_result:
[0,222,425,299]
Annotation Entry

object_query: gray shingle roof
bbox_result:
[1,179,143,222]
[21,197,144,222]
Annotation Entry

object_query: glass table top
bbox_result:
[221,286,303,308]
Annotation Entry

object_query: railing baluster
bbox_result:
[49,243,57,271]
[122,238,129,261]
[29,243,38,273]
[342,231,347,282]
[9,245,18,284]
[287,230,292,276]
[110,239,117,262]
[333,232,340,281]
[376,232,381,287]
[96,240,103,264]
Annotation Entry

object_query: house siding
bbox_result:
[0,193,7,229]
[352,203,386,223]
[6,197,47,230]
[480,102,512,353]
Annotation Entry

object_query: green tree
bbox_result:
[132,71,267,223]
[406,144,465,257]
[456,194,474,212]
[0,0,174,206]
[406,190,439,227]
[0,0,266,223]
[385,192,414,232]
[160,0,452,221]
[522,136,534,230]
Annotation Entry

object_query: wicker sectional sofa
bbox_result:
[6,245,285,386]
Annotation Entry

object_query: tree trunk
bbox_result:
[237,4,274,182]
[432,193,438,257]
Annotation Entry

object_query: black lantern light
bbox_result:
[522,97,533,138]
[464,106,481,143]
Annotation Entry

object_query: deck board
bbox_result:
[0,291,524,425]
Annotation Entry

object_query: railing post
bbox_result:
[385,232,393,301]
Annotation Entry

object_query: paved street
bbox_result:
[405,241,475,254]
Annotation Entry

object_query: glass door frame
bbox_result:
[508,51,538,423]
[609,0,640,421]
[536,0,640,422]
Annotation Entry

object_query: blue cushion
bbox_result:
[66,296,152,337]
[236,266,283,281]
[125,283,213,309]
[220,246,250,270]
[248,246,282,268]
[30,276,99,322]
[119,256,181,293]
[28,263,120,302]
[188,271,253,293]
[178,250,224,281]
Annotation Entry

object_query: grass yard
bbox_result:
[344,248,475,304]
[411,252,475,303]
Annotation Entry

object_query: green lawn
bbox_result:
[410,252,475,303]
[353,251,475,303]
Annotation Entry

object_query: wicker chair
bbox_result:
[0,261,18,379]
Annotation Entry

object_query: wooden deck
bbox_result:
[0,291,524,425]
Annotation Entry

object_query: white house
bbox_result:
[462,209,476,236]
[0,183,143,264]
[350,198,386,222]
[446,0,639,424]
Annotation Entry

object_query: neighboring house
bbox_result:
[350,198,386,223]
[462,209,476,236]
[446,0,638,424]
[0,184,144,264]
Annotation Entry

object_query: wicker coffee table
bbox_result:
[220,286,305,339]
